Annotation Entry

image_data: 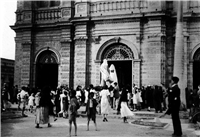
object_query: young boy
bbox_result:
[68,90,80,137]
[86,92,98,131]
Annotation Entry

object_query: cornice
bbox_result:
[74,36,88,40]
[22,41,32,45]
[60,38,72,43]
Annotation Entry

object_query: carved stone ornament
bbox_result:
[62,9,71,17]
[77,4,86,13]
[93,36,101,44]
[103,45,134,60]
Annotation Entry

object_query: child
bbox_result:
[86,92,98,131]
[58,89,67,117]
[68,90,80,137]
[28,93,35,113]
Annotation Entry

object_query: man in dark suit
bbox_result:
[165,76,182,137]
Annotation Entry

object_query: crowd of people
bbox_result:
[1,78,200,136]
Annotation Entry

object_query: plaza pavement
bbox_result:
[1,104,200,137]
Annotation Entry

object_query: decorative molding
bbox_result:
[148,33,165,39]
[74,36,88,40]
[95,19,140,25]
[60,38,72,43]
[94,60,101,63]
[133,59,142,62]
[22,41,32,45]
[96,37,139,60]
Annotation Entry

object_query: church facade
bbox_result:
[11,0,200,91]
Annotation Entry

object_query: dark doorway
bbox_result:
[36,64,58,90]
[107,60,132,89]
[36,50,58,90]
[193,61,200,90]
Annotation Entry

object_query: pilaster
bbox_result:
[74,39,87,88]
[21,42,31,87]
[94,60,101,86]
[132,59,141,87]
[75,1,90,17]
[141,18,166,86]
[59,40,71,86]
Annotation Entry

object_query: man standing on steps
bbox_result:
[165,76,182,137]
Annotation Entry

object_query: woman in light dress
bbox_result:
[120,86,133,123]
[100,86,110,122]
[132,89,138,111]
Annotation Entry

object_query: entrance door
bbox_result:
[36,50,58,90]
[193,61,200,90]
[36,63,58,90]
[108,60,132,89]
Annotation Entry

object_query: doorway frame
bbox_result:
[34,47,60,89]
[95,37,141,88]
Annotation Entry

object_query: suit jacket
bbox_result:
[166,84,181,115]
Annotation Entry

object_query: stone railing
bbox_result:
[188,1,200,11]
[35,8,61,21]
[90,0,148,13]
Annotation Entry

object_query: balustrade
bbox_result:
[35,8,61,21]
[90,0,148,13]
[189,1,200,9]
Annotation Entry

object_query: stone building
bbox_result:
[1,58,14,88]
[11,0,200,93]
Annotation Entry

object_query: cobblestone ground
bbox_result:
[1,112,199,137]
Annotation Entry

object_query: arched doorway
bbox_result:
[193,48,200,89]
[102,44,134,89]
[36,50,59,90]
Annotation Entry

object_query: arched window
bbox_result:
[103,44,134,60]
[37,51,58,64]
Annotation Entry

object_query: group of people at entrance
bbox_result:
[2,75,185,136]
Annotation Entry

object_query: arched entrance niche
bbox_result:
[35,49,59,90]
[96,37,140,88]
[191,43,200,89]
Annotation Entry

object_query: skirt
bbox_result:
[101,100,110,114]
[35,107,49,124]
[35,107,40,124]
[120,102,133,117]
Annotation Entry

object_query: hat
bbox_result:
[172,76,179,83]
